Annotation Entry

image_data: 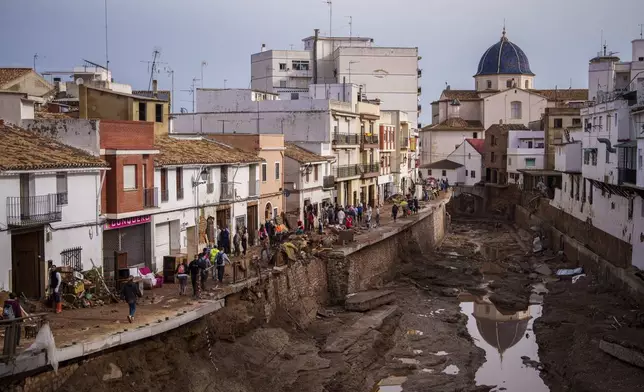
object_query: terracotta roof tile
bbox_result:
[440,90,481,101]
[284,143,327,163]
[485,123,530,133]
[131,90,171,102]
[530,89,589,101]
[0,68,32,87]
[0,121,108,171]
[154,135,263,166]
[423,117,484,132]
[419,159,463,169]
[466,138,485,154]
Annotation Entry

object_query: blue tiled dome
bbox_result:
[475,31,534,76]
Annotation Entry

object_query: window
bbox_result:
[569,177,574,198]
[614,113,618,127]
[472,132,478,139]
[290,92,299,100]
[591,151,597,166]
[369,123,374,133]
[176,167,184,200]
[314,165,319,181]
[525,158,536,167]
[468,153,471,159]
[138,102,147,121]
[361,122,366,133]
[582,178,586,202]
[599,116,603,130]
[441,170,447,177]
[572,118,581,127]
[486,80,492,89]
[305,168,310,183]
[56,172,68,205]
[575,176,580,201]
[508,157,512,165]
[470,170,475,178]
[142,164,147,188]
[292,60,310,71]
[60,247,82,272]
[465,170,468,176]
[275,162,280,180]
[161,168,168,201]
[491,135,496,146]
[553,118,563,129]
[123,165,136,190]
[279,63,287,71]
[261,163,267,182]
[589,182,593,205]
[506,79,513,88]
[584,150,590,165]
[639,149,643,169]
[279,80,287,88]
[525,80,529,89]
[491,151,496,162]
[155,104,163,123]
[510,101,522,119]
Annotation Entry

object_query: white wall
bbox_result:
[483,89,549,129]
[507,149,545,172]
[23,118,101,156]
[554,141,582,173]
[250,50,314,93]
[0,93,24,125]
[447,141,482,186]
[421,131,471,164]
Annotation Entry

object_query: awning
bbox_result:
[614,140,637,148]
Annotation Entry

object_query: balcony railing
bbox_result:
[161,188,169,202]
[176,188,184,200]
[400,138,410,149]
[56,192,68,206]
[143,188,159,208]
[249,179,260,197]
[361,134,379,147]
[7,194,62,227]
[323,175,335,189]
[221,182,235,201]
[335,164,359,179]
[618,168,637,184]
[360,163,380,177]
[333,133,360,146]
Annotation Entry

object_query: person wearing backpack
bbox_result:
[214,246,230,285]
[175,260,189,295]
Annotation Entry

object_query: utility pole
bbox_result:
[33,53,38,72]
[326,0,332,36]
[104,0,109,71]
[640,24,643,39]
[347,16,352,41]
[201,61,208,88]
[164,66,175,112]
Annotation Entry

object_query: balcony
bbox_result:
[360,163,380,178]
[161,188,169,202]
[356,101,380,118]
[143,188,159,208]
[361,134,379,149]
[221,182,235,201]
[7,194,62,227]
[618,168,637,184]
[335,164,360,179]
[333,133,360,146]
[249,179,260,197]
[400,137,409,149]
[323,175,335,189]
[417,69,423,77]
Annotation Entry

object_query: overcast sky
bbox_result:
[1,0,643,122]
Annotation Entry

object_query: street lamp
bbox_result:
[192,167,209,254]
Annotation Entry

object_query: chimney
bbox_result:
[152,80,158,98]
[261,43,266,53]
[313,29,319,84]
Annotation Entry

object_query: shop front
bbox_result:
[103,215,152,275]
[378,174,395,204]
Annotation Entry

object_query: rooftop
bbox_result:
[419,159,464,170]
[437,89,481,101]
[84,85,165,102]
[423,118,484,132]
[466,138,485,154]
[0,121,108,171]
[284,143,328,164]
[531,89,589,102]
[154,135,263,167]
[0,68,32,86]
[485,123,530,133]
[131,90,172,102]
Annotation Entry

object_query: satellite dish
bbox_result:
[75,78,84,85]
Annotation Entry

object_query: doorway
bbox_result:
[246,205,258,245]
[12,230,44,299]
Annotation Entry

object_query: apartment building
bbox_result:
[506,130,546,185]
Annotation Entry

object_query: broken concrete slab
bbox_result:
[323,305,398,353]
[600,333,644,369]
[345,290,395,312]
[534,264,552,276]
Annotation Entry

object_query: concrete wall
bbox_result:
[483,89,548,129]
[23,118,101,155]
[0,92,26,125]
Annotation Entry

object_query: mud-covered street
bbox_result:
[55,218,644,392]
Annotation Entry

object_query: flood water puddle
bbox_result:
[459,299,549,392]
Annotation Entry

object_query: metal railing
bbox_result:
[400,138,409,149]
[360,163,380,175]
[333,133,360,145]
[6,194,62,227]
[221,182,235,201]
[143,187,159,208]
[335,164,359,178]
[161,188,169,202]
[362,134,379,146]
[618,168,637,184]
[249,179,260,197]
[323,175,335,189]
[176,187,184,200]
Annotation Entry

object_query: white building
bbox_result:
[506,130,545,185]
[421,29,588,167]
[551,38,644,270]
[0,91,35,126]
[250,31,420,128]
[0,120,108,298]
[419,159,464,186]
[283,143,334,222]
[444,138,484,186]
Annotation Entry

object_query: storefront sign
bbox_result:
[105,215,151,230]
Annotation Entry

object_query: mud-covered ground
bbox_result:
[52,218,644,392]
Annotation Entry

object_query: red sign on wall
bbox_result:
[105,215,151,230]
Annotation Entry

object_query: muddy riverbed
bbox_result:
[54,219,644,392]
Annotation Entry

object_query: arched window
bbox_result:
[511,101,522,119]
[486,80,492,89]
[525,80,529,89]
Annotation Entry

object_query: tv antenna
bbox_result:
[324,0,332,36]
[201,61,208,88]
[146,48,164,91]
[347,16,352,40]
[163,66,175,112]
[640,24,643,39]
[180,77,200,112]
[33,53,39,72]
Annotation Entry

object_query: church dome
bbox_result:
[475,29,534,76]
